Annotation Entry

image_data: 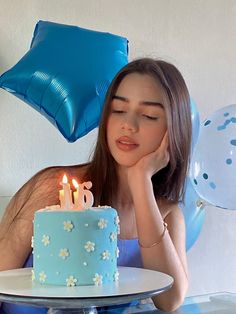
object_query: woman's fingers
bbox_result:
[157,131,169,152]
[156,131,170,167]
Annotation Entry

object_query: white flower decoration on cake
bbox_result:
[39,271,47,282]
[109,232,117,241]
[114,216,120,234]
[98,218,108,229]
[117,225,121,234]
[93,273,103,286]
[66,275,77,287]
[31,236,34,248]
[101,250,110,260]
[114,270,119,282]
[42,235,50,246]
[63,220,74,232]
[116,247,120,258]
[59,248,70,259]
[84,241,95,252]
[31,269,35,281]
[114,215,120,225]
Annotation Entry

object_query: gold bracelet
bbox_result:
[138,222,168,248]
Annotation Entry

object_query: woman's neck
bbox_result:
[115,165,138,239]
[116,166,133,207]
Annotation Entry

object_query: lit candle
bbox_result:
[59,174,73,209]
[72,179,81,210]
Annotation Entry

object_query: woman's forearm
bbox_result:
[130,174,188,311]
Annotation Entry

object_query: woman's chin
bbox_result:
[115,157,139,169]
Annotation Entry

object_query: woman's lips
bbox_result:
[116,136,139,151]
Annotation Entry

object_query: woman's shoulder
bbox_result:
[157,198,180,220]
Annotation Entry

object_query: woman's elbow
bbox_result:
[153,281,188,312]
[153,294,184,312]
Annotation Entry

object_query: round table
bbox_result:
[0,267,173,313]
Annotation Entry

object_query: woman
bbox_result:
[0,58,191,312]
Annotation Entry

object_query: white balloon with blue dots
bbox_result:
[190,104,236,210]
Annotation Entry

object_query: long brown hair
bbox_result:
[86,58,192,205]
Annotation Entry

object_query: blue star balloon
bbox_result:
[0,21,128,142]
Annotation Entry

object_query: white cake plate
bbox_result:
[0,267,173,313]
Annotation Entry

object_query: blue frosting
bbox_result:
[33,208,119,286]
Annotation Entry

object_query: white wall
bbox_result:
[1,0,236,297]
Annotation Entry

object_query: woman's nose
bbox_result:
[121,114,138,132]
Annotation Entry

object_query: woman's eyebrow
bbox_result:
[112,95,128,102]
[141,100,164,108]
[113,95,163,107]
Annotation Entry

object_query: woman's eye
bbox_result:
[143,114,159,120]
[111,109,125,114]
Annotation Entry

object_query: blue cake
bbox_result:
[32,206,120,286]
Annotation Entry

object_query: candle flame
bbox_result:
[62,174,68,184]
[72,179,79,189]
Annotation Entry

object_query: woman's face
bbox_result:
[107,73,168,168]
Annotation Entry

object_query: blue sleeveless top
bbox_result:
[1,239,142,314]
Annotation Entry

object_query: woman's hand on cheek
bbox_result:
[127,132,170,184]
